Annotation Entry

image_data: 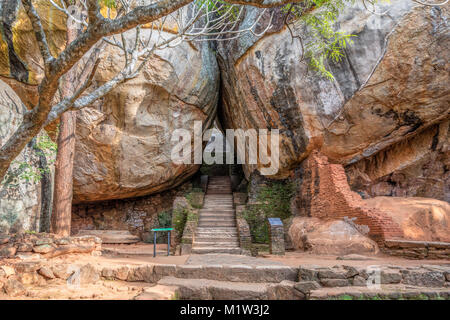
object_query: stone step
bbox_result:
[204,196,233,198]
[197,222,236,227]
[196,227,237,232]
[101,263,298,284]
[195,233,238,238]
[207,192,233,195]
[195,232,238,238]
[193,242,239,247]
[195,235,239,241]
[193,238,239,243]
[309,285,450,300]
[194,179,241,254]
[191,247,242,254]
[199,212,235,216]
[158,277,270,300]
[192,242,240,248]
[203,207,233,209]
[203,201,233,204]
[198,218,236,223]
[199,215,236,220]
[203,202,233,204]
[199,214,235,219]
[199,219,236,225]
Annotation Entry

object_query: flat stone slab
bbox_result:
[77,230,140,244]
[158,276,269,300]
[186,254,286,266]
[310,285,450,300]
[336,254,376,261]
[385,240,450,249]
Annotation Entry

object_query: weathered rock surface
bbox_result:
[71,186,180,240]
[0,2,219,204]
[364,197,450,242]
[76,230,140,244]
[346,120,449,202]
[288,217,379,255]
[73,28,219,203]
[3,278,26,296]
[0,80,54,234]
[0,0,66,99]
[218,2,449,182]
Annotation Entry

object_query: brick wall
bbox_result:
[293,151,403,244]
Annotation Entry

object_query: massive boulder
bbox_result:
[73,29,219,203]
[0,80,54,233]
[0,1,220,203]
[0,0,66,108]
[218,2,449,189]
[364,197,450,242]
[288,217,379,255]
[346,121,449,201]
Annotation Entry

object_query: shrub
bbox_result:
[185,190,204,209]
[172,206,189,243]
[243,181,294,244]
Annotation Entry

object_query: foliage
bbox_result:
[172,206,189,242]
[187,210,198,222]
[185,189,204,209]
[242,181,294,244]
[195,0,240,21]
[1,133,57,187]
[152,210,173,243]
[0,209,18,226]
[157,210,172,229]
[283,0,359,80]
[99,0,116,9]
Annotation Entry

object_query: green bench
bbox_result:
[151,228,174,257]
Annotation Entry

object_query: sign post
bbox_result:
[268,218,285,255]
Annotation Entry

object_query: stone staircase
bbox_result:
[192,176,241,254]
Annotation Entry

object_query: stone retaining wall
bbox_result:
[384,240,450,260]
[235,205,251,253]
[1,260,450,298]
[0,233,101,260]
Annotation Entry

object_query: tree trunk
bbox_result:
[51,22,78,237]
[50,111,76,236]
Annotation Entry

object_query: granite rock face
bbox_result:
[218,2,449,187]
[364,197,450,242]
[346,121,449,202]
[73,29,219,203]
[0,0,67,108]
[0,80,54,234]
[0,2,219,203]
[288,217,379,256]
